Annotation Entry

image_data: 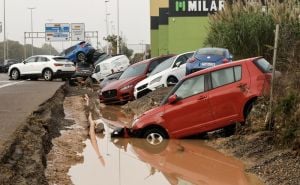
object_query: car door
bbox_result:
[22,56,37,74]
[35,57,49,74]
[172,54,191,79]
[162,74,214,138]
[208,64,250,127]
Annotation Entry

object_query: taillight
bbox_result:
[188,57,196,63]
[54,63,64,67]
[223,58,229,63]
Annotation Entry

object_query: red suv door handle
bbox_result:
[198,95,207,100]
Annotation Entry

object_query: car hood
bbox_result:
[9,63,23,69]
[102,76,144,91]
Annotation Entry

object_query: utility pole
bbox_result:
[46,19,53,55]
[3,0,6,61]
[116,0,120,54]
[28,7,35,56]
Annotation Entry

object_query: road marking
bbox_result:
[0,81,24,89]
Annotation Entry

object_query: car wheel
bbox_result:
[76,52,86,61]
[43,69,53,81]
[11,69,20,80]
[224,124,236,137]
[167,76,178,86]
[142,128,168,154]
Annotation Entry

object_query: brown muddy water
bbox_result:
[48,98,264,185]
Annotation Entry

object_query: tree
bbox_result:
[104,34,133,58]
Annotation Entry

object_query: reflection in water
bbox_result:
[69,136,263,185]
[99,105,134,128]
[70,103,263,185]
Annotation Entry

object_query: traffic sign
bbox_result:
[45,23,70,41]
[71,23,85,41]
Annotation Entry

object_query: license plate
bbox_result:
[201,62,215,67]
[65,64,72,67]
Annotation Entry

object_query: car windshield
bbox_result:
[119,63,147,79]
[150,56,175,76]
[95,54,112,65]
[196,48,226,56]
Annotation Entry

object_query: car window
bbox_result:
[150,57,175,76]
[174,75,205,99]
[253,58,272,73]
[38,57,50,62]
[95,65,100,73]
[211,67,235,88]
[196,48,226,57]
[185,52,194,59]
[234,66,242,81]
[173,55,187,68]
[25,57,37,63]
[148,56,172,73]
[119,63,147,79]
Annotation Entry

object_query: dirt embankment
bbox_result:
[0,85,69,185]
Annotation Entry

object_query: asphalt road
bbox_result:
[0,73,64,154]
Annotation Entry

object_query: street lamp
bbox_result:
[116,0,120,54]
[28,7,36,56]
[105,0,110,54]
[46,18,53,55]
[3,0,6,60]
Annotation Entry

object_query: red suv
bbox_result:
[130,57,273,142]
[99,55,174,104]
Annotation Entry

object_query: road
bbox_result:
[0,73,64,155]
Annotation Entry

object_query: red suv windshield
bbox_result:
[119,63,148,79]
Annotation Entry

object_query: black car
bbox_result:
[72,61,94,79]
[0,59,20,73]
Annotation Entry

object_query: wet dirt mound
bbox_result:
[122,87,172,116]
[0,86,69,185]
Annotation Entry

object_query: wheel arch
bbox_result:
[42,67,54,74]
[243,96,258,118]
[10,67,20,76]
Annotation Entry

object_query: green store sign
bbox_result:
[170,0,225,16]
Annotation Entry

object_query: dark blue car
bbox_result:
[60,41,95,63]
[186,48,233,75]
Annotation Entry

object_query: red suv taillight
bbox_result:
[188,57,196,63]
[54,63,64,67]
[223,58,229,63]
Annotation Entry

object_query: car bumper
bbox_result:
[54,70,75,78]
[99,89,135,104]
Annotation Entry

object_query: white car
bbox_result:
[92,55,130,82]
[134,51,194,99]
[8,55,75,81]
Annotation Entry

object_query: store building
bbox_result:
[150,0,225,56]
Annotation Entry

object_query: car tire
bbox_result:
[43,69,53,81]
[76,52,86,62]
[142,127,168,152]
[224,124,236,137]
[11,69,20,80]
[166,76,178,86]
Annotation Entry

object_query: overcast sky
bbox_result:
[0,0,150,52]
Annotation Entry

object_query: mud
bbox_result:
[0,85,69,185]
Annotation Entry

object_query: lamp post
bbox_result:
[46,18,53,55]
[3,0,6,60]
[105,0,110,54]
[116,0,120,54]
[28,7,35,56]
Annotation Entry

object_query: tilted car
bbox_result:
[60,41,95,63]
[186,47,233,75]
[8,55,75,81]
[134,51,194,99]
[99,55,174,104]
[128,57,272,142]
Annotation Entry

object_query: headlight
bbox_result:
[149,76,162,85]
[120,84,133,91]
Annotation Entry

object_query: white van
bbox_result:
[92,55,130,82]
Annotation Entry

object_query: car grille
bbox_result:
[137,84,148,91]
[102,90,117,99]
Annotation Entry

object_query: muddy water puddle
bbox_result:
[68,105,264,185]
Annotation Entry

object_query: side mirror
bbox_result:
[168,94,178,104]
[23,61,27,64]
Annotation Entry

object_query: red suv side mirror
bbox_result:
[168,94,178,104]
